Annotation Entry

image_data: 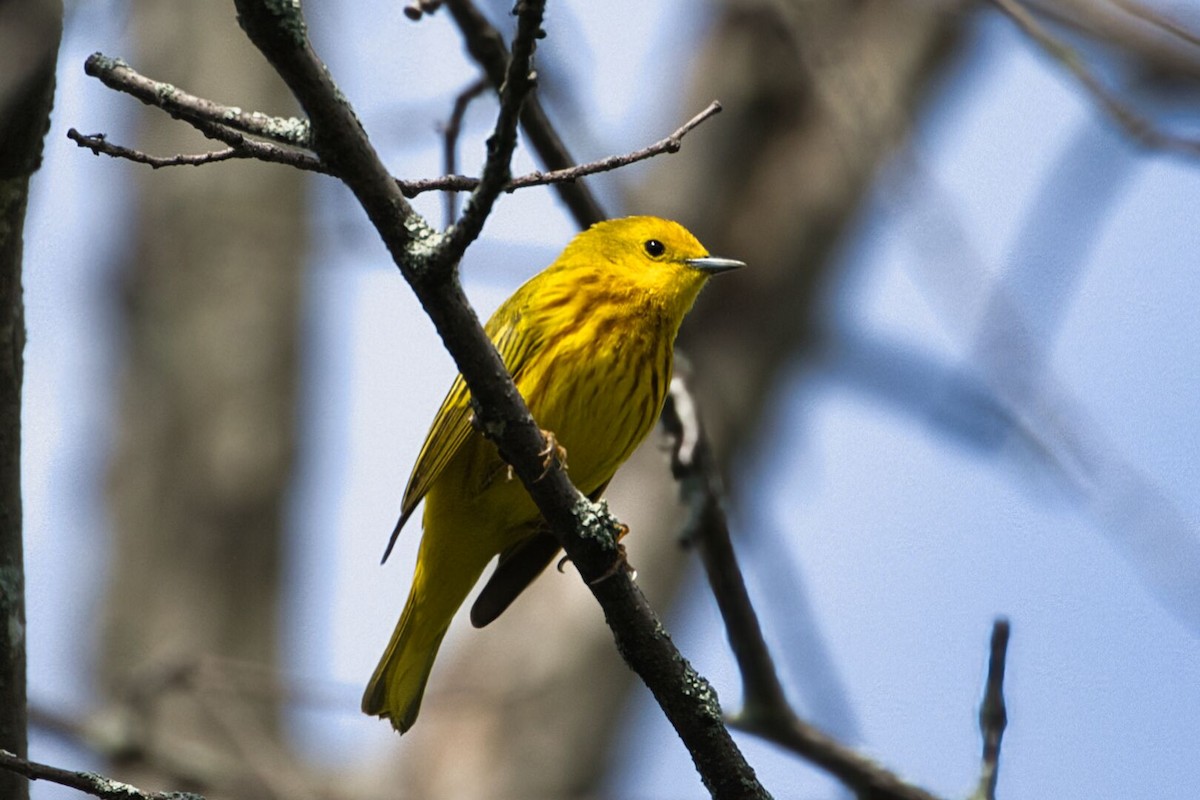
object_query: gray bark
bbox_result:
[0,3,62,799]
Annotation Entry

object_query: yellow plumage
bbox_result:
[362,216,743,733]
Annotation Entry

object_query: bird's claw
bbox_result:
[588,542,636,585]
[557,524,632,577]
[535,429,567,481]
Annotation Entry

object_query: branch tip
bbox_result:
[974,617,1011,800]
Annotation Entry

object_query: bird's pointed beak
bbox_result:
[685,255,746,275]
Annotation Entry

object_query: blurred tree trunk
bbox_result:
[391,1,962,798]
[0,3,61,799]
[99,2,307,794]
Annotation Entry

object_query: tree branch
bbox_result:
[430,0,545,273]
[442,0,607,226]
[0,5,60,795]
[440,76,490,225]
[991,0,1200,158]
[75,54,721,208]
[82,53,311,148]
[66,130,239,169]
[68,122,329,175]
[662,373,943,800]
[972,619,1011,800]
[0,750,204,800]
[408,100,723,198]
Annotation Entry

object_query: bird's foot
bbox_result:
[536,429,567,481]
[589,541,636,585]
[556,523,631,576]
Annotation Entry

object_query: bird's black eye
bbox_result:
[644,239,665,257]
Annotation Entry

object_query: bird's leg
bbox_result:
[535,429,568,481]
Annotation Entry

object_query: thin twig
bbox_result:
[0,749,205,800]
[68,124,330,174]
[77,54,719,205]
[402,100,723,198]
[70,97,718,198]
[661,372,943,800]
[973,618,1011,800]
[442,76,490,226]
[991,0,1200,157]
[433,0,545,271]
[83,53,312,148]
[444,0,607,227]
[503,100,721,187]
[68,130,240,168]
[662,372,786,715]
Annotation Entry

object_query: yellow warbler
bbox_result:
[362,216,744,733]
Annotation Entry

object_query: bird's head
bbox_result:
[555,216,744,321]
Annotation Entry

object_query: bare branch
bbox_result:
[67,125,329,175]
[403,100,723,198]
[432,0,545,270]
[444,0,607,227]
[501,100,722,188]
[67,129,240,168]
[662,373,943,800]
[991,0,1200,157]
[0,749,204,800]
[83,53,312,148]
[972,619,1011,800]
[70,86,717,198]
[441,76,490,226]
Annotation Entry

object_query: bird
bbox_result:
[361,215,744,733]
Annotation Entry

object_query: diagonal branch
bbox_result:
[991,0,1200,158]
[662,373,943,800]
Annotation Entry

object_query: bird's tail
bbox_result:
[361,531,491,733]
[361,597,445,733]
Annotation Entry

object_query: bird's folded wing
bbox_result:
[383,311,537,561]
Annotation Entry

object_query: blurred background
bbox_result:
[19,0,1200,797]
